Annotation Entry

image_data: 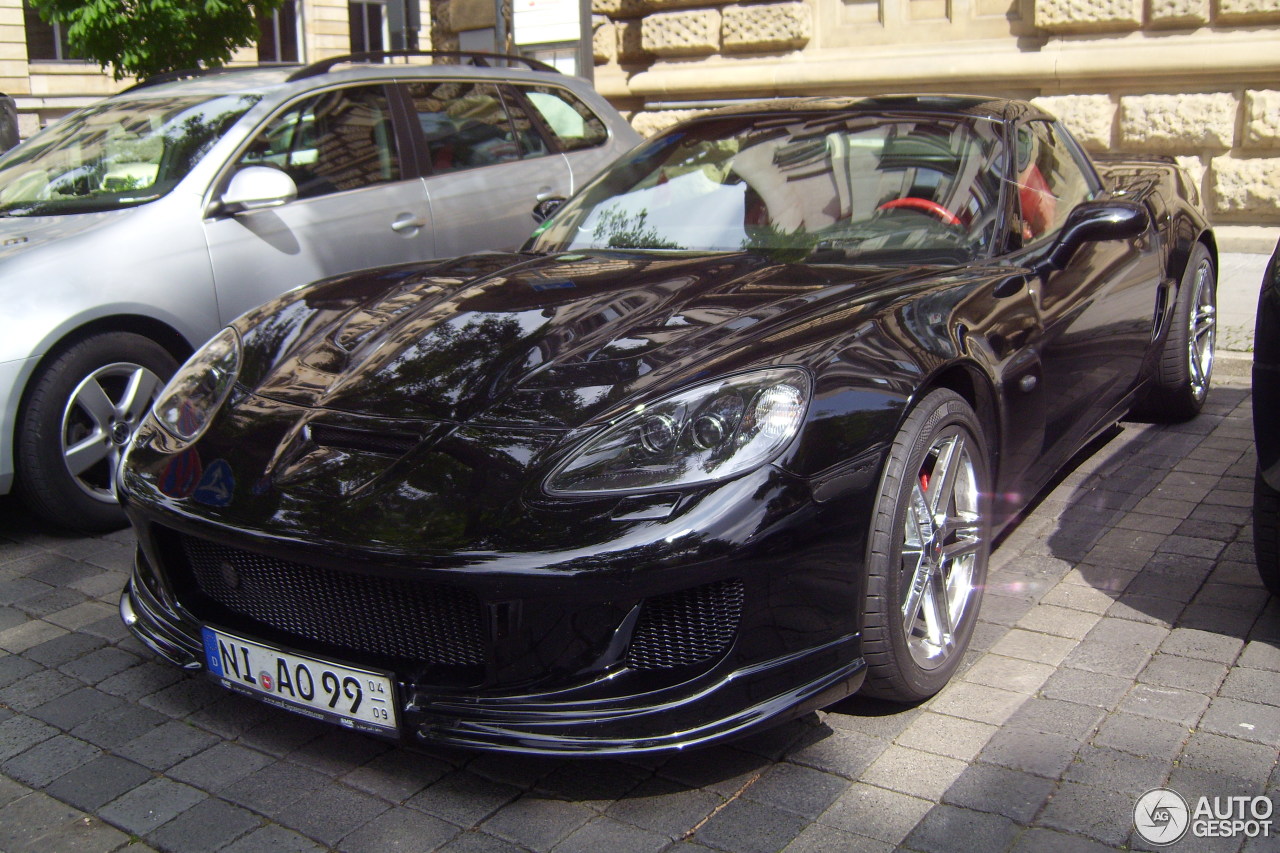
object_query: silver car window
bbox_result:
[238,85,401,200]
[520,85,608,152]
[407,80,524,174]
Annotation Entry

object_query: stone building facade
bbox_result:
[0,0,1276,239]
[580,0,1280,245]
[0,0,429,135]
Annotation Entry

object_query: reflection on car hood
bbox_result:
[0,210,131,262]
[238,250,932,428]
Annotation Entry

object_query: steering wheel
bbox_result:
[876,197,962,226]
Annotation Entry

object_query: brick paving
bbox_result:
[0,376,1276,852]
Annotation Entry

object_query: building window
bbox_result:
[258,0,300,63]
[24,1,75,61]
[349,1,387,53]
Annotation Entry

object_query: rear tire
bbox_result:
[16,332,177,533]
[860,388,991,702]
[1254,470,1280,597]
[1135,243,1215,422]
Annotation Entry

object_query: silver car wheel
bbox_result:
[899,426,982,670]
[1187,257,1215,403]
[61,362,164,504]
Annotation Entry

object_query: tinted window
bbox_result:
[349,1,385,52]
[257,0,300,63]
[24,0,75,61]
[521,86,608,151]
[407,81,523,174]
[1014,120,1095,245]
[239,86,400,199]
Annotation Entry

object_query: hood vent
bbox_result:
[307,423,422,457]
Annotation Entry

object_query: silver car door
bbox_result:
[202,84,434,324]
[407,79,572,258]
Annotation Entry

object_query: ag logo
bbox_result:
[1135,788,1190,846]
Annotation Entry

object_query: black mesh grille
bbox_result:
[627,579,743,670]
[178,535,485,667]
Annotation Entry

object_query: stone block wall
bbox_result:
[1034,0,1280,29]
[722,3,810,52]
[1034,0,1142,31]
[641,9,723,56]
[1034,91,1280,223]
[597,0,811,61]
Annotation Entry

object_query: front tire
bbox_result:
[16,332,177,532]
[1254,471,1280,596]
[860,388,990,702]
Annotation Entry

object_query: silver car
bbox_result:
[0,53,640,531]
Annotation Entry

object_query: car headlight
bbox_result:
[546,368,810,496]
[150,327,241,449]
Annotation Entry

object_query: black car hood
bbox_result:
[238,250,929,429]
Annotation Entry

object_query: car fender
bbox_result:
[1254,240,1280,491]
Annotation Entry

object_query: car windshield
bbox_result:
[530,112,1007,264]
[0,93,260,216]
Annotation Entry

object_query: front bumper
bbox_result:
[121,563,864,754]
[120,498,868,755]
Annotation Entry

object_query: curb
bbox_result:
[1217,349,1251,381]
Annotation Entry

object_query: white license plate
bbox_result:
[201,627,398,735]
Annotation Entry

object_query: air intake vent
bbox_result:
[627,579,743,670]
[176,535,485,667]
[307,423,420,456]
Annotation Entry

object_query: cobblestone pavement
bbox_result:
[0,377,1276,853]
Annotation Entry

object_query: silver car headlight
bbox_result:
[150,327,241,449]
[546,368,810,496]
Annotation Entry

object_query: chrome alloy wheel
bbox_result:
[899,426,982,670]
[61,362,164,503]
[1187,257,1216,403]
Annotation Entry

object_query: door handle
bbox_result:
[391,214,428,233]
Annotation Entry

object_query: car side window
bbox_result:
[239,85,400,200]
[1013,120,1093,246]
[497,86,550,158]
[519,85,609,152]
[407,80,523,174]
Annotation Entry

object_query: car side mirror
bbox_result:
[1039,200,1150,272]
[532,197,566,223]
[220,166,298,214]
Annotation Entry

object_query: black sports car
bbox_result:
[119,95,1217,754]
[1253,237,1280,596]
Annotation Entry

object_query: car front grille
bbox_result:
[627,579,743,670]
[176,534,485,667]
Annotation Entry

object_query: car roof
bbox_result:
[700,94,1051,123]
[109,52,577,101]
